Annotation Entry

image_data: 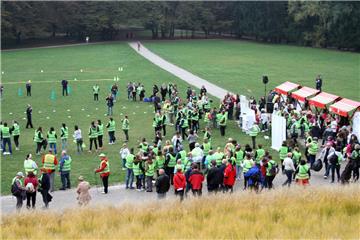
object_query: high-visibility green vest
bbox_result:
[12,124,20,136]
[219,114,227,126]
[167,153,176,167]
[24,159,37,175]
[266,160,277,176]
[214,152,224,166]
[235,150,244,166]
[93,85,99,94]
[47,131,57,143]
[97,124,104,136]
[133,162,141,176]
[61,127,68,140]
[155,156,165,170]
[203,142,211,156]
[279,146,288,160]
[308,142,319,155]
[206,155,215,167]
[125,154,134,169]
[204,112,210,123]
[60,156,72,172]
[122,119,129,130]
[216,113,222,123]
[12,177,23,186]
[145,162,155,176]
[292,151,302,165]
[181,118,188,128]
[296,165,309,179]
[1,126,10,138]
[249,125,260,137]
[152,147,159,156]
[191,112,199,121]
[89,126,97,139]
[43,154,56,170]
[34,130,43,143]
[255,149,265,163]
[178,150,187,161]
[140,143,148,152]
[184,157,192,170]
[108,120,115,132]
[99,160,110,174]
[243,159,253,173]
[175,163,184,172]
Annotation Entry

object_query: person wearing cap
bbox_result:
[76,176,91,206]
[11,172,26,210]
[59,150,72,190]
[42,148,58,192]
[95,153,110,194]
[120,143,130,171]
[306,137,319,167]
[173,166,186,201]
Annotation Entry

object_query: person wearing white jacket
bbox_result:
[282,153,295,187]
[319,143,335,179]
[120,143,130,170]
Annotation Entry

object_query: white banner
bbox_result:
[352,111,360,140]
[271,114,286,151]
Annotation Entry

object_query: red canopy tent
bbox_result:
[291,87,319,102]
[329,98,360,117]
[274,81,300,95]
[308,92,340,109]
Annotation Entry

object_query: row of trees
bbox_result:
[2,1,360,50]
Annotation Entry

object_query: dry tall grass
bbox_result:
[1,185,359,239]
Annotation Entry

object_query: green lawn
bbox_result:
[144,39,360,101]
[0,42,273,194]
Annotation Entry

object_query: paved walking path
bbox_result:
[128,42,230,99]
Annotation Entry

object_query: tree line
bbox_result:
[2,1,360,51]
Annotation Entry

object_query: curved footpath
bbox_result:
[0,42,345,215]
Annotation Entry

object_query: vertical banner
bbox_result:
[352,111,360,140]
[271,114,286,151]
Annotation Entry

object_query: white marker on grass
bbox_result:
[144,112,147,114]
[46,116,50,119]
[68,116,71,118]
[1,71,4,75]
[95,108,98,110]
[9,112,13,115]
[53,110,56,113]
[87,114,90,117]
[40,70,44,73]
[22,117,26,120]
[80,69,83,72]
[67,109,70,112]
[38,111,42,114]
[81,108,85,111]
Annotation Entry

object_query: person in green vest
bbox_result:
[306,137,319,167]
[88,121,98,152]
[138,138,149,153]
[254,144,265,165]
[24,153,38,175]
[96,120,104,149]
[60,123,68,151]
[59,150,72,190]
[155,151,165,175]
[106,117,116,144]
[11,172,26,210]
[295,160,311,186]
[279,141,289,173]
[265,156,278,189]
[34,127,44,155]
[180,114,188,140]
[249,123,261,149]
[0,121,3,151]
[234,145,245,180]
[93,84,100,101]
[205,150,215,169]
[242,153,254,189]
[214,147,225,167]
[165,147,177,185]
[1,122,12,155]
[304,132,313,162]
[191,108,199,132]
[219,111,227,136]
[292,146,302,171]
[121,115,130,142]
[203,127,212,143]
[145,157,155,192]
[133,155,144,191]
[11,120,20,151]
[47,127,57,154]
[125,148,135,189]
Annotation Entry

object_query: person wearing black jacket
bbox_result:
[207,160,220,193]
[61,79,68,96]
[160,84,168,102]
[39,168,52,208]
[218,160,227,191]
[26,104,33,128]
[155,169,170,199]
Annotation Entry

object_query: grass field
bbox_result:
[144,39,360,101]
[2,186,359,239]
[0,42,274,194]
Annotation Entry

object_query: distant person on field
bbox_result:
[73,125,83,154]
[26,104,33,128]
[26,80,32,96]
[93,84,99,101]
[1,122,12,155]
[47,127,57,154]
[137,41,141,51]
[11,120,20,150]
[315,75,322,91]
[76,176,91,206]
[59,150,72,190]
[106,93,114,116]
[85,36,89,43]
[61,79,69,96]
[60,123,68,151]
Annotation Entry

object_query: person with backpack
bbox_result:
[244,162,261,192]
[282,153,295,187]
[11,172,26,210]
[265,156,278,189]
[328,150,342,183]
[295,160,311,186]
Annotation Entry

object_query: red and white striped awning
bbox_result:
[308,92,340,109]
[274,81,300,95]
[292,87,319,102]
[329,98,360,117]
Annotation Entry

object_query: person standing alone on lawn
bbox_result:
[26,104,33,128]
[97,120,104,150]
[106,93,114,116]
[122,115,130,142]
[88,121,98,153]
[93,84,100,101]
[11,120,21,151]
[60,123,68,151]
[106,117,116,145]
[61,79,69,96]
[26,80,32,96]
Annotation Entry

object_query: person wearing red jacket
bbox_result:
[173,167,186,201]
[223,160,236,193]
[188,164,204,196]
[24,171,38,209]
[95,153,110,194]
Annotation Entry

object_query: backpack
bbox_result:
[250,171,261,183]
[311,159,323,171]
[269,162,278,176]
[11,180,21,196]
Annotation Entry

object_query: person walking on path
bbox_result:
[26,80,32,96]
[249,123,261,149]
[295,160,311,186]
[97,120,104,150]
[122,115,130,142]
[39,168,52,208]
[282,153,295,187]
[106,117,116,145]
[1,122,12,155]
[125,148,135,189]
[95,153,110,194]
[60,123,68,151]
[265,156,278,189]
[59,150,72,190]
[145,158,155,192]
[24,153,38,175]
[42,149,58,192]
[306,137,319,168]
[61,79,69,96]
[93,84,100,101]
[11,120,20,150]
[173,166,186,201]
[73,125,83,154]
[11,172,26,210]
[76,176,91,206]
[188,164,204,196]
[47,127,58,154]
[155,169,170,199]
[223,159,236,193]
[24,171,38,209]
[26,104,33,129]
[88,121,98,153]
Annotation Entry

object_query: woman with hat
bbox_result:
[76,176,91,206]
